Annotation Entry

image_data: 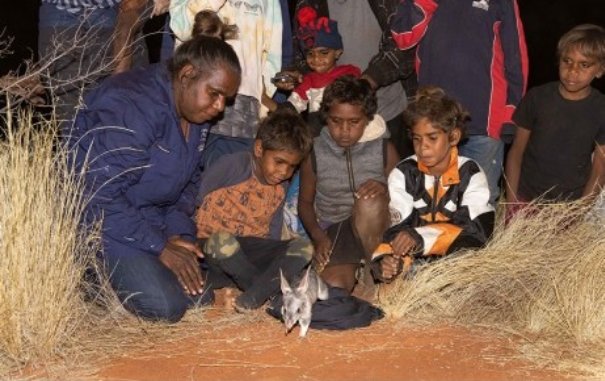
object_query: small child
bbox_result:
[372,87,495,282]
[505,24,605,218]
[266,7,362,136]
[195,108,314,311]
[298,75,399,296]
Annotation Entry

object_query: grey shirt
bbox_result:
[328,0,406,122]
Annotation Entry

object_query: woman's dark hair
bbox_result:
[256,108,313,157]
[403,86,470,139]
[319,75,377,122]
[168,11,241,82]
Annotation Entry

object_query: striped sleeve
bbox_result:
[387,165,415,226]
[500,0,529,123]
[390,0,438,50]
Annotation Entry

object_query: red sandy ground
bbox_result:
[94,292,569,381]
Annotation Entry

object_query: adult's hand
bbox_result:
[151,0,170,16]
[159,236,205,295]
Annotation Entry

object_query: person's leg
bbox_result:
[102,239,212,322]
[202,232,259,290]
[235,236,313,310]
[458,135,504,206]
[320,264,358,293]
[352,194,390,255]
[350,194,390,300]
[318,219,366,293]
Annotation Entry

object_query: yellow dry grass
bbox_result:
[0,109,101,371]
[0,110,213,380]
[379,200,605,378]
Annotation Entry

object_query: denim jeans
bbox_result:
[102,238,213,322]
[38,4,118,129]
[458,135,504,206]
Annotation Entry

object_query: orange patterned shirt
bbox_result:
[196,175,285,239]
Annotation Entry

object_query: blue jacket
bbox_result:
[71,64,211,255]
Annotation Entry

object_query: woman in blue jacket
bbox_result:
[70,31,241,322]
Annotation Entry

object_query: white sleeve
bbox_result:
[388,167,415,226]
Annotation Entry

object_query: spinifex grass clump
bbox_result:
[379,201,605,377]
[0,110,100,371]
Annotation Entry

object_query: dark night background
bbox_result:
[1,0,605,91]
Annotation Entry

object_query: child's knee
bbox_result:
[354,194,389,221]
[321,264,357,292]
[203,232,241,260]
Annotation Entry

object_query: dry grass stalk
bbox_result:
[0,109,217,380]
[378,200,605,377]
[0,109,101,372]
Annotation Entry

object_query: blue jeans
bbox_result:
[102,238,213,322]
[458,135,504,206]
[38,4,118,129]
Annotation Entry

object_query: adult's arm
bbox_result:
[164,159,203,241]
[73,92,166,254]
[390,0,438,50]
[112,0,149,74]
[499,0,529,125]
[363,0,417,90]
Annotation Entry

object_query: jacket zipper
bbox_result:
[431,175,440,222]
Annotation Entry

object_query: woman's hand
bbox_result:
[159,236,205,295]
[355,179,387,200]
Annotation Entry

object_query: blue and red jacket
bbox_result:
[390,0,528,139]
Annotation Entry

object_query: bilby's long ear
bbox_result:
[280,269,292,293]
[297,266,311,293]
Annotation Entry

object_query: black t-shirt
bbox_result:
[513,82,605,200]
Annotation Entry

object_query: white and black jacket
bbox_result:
[384,148,495,259]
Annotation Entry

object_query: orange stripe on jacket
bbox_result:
[426,223,462,256]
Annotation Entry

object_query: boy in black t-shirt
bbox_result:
[505,24,605,220]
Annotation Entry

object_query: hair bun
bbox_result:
[192,10,238,41]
